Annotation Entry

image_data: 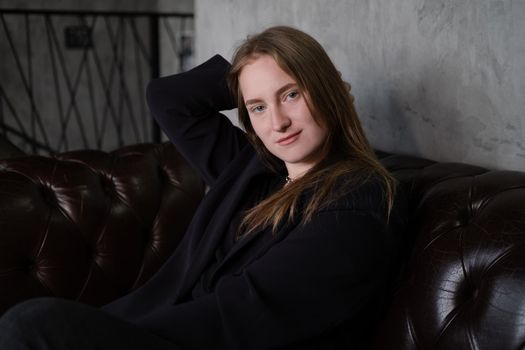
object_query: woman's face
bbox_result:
[239,55,328,179]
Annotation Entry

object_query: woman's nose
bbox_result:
[271,107,291,132]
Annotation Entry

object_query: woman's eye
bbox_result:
[286,91,299,100]
[251,105,265,113]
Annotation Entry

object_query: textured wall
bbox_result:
[195,0,525,171]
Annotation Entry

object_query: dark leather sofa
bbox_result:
[1,142,524,349]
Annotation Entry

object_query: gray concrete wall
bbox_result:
[195,0,525,171]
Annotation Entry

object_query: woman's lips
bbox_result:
[276,131,302,145]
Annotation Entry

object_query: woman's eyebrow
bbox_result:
[275,82,297,97]
[244,82,298,106]
[244,97,263,106]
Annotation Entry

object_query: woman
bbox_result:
[0,26,401,349]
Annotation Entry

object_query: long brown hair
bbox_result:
[228,26,396,235]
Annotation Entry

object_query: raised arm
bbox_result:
[146,55,248,186]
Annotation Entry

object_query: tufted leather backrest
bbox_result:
[0,143,204,315]
[375,153,525,350]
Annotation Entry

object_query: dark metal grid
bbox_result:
[0,9,193,155]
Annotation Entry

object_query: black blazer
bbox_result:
[103,55,399,349]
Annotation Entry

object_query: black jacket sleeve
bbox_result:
[146,55,249,186]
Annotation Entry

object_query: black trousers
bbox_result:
[0,298,182,349]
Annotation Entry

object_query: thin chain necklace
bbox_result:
[285,176,293,185]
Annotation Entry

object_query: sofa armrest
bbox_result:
[375,152,525,349]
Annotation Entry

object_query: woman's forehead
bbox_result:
[238,55,297,99]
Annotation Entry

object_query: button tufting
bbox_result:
[40,184,57,205]
[457,209,472,226]
[100,176,115,195]
[455,277,481,305]
[24,259,36,272]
